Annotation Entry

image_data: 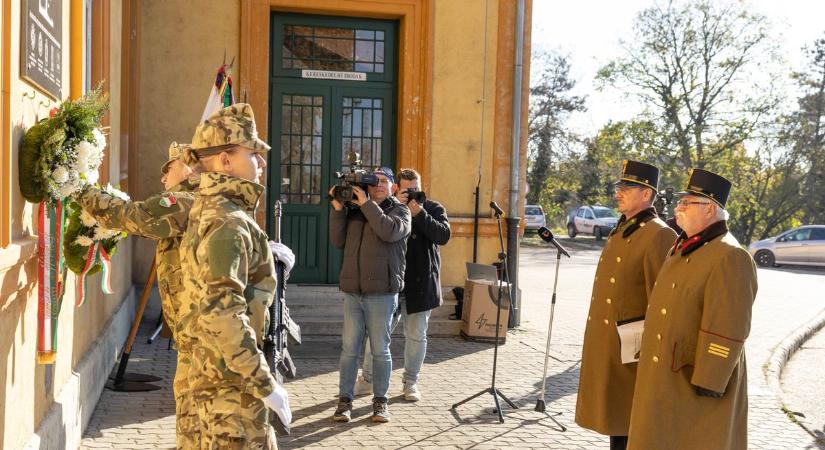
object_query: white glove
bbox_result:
[269,241,296,275]
[262,384,292,425]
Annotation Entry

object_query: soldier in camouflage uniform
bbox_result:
[178,104,289,450]
[75,142,203,449]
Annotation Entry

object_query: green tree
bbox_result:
[789,36,825,224]
[597,0,782,170]
[527,51,585,204]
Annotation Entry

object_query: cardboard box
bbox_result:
[460,278,512,343]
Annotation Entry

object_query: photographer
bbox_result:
[328,167,411,423]
[356,168,451,403]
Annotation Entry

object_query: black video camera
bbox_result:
[403,188,426,204]
[654,186,675,219]
[329,151,379,205]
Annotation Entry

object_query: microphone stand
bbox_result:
[451,207,517,423]
[534,246,567,431]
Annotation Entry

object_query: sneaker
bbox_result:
[354,375,372,396]
[403,381,421,402]
[332,397,352,422]
[371,398,391,423]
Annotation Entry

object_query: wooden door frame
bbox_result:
[240,0,432,228]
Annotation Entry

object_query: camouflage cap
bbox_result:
[191,103,271,154]
[161,142,193,174]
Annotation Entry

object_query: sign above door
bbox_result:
[301,70,367,81]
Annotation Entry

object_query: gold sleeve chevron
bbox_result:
[707,343,730,359]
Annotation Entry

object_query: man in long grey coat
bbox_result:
[575,160,676,450]
[628,168,758,450]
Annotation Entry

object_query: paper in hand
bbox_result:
[616,316,645,364]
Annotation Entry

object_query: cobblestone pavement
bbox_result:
[81,242,825,449]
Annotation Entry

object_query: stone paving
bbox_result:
[80,242,825,449]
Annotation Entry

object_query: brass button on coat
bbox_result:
[656,333,662,340]
[652,356,659,363]
[616,257,622,263]
[604,319,609,325]
[606,298,612,304]
[610,277,616,283]
[661,308,667,315]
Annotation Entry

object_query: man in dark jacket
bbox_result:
[328,167,411,423]
[357,168,451,402]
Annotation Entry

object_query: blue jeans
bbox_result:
[363,296,431,384]
[339,292,398,400]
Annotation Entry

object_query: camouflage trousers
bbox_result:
[173,351,199,450]
[194,386,278,450]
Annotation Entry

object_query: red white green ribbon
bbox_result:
[75,241,114,307]
[37,200,66,364]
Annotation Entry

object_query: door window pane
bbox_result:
[282,24,386,74]
[341,96,385,171]
[280,94,324,204]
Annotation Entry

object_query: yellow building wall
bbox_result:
[429,0,505,285]
[133,0,241,284]
[132,0,529,288]
[0,1,132,448]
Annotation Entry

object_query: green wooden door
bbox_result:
[267,13,397,284]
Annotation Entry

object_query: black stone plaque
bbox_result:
[21,0,63,100]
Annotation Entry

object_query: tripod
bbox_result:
[534,247,567,431]
[451,204,517,423]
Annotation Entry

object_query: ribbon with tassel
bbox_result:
[36,199,66,364]
[75,241,114,307]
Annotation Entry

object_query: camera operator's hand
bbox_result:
[352,186,369,207]
[328,186,344,211]
[397,189,410,204]
[408,199,422,216]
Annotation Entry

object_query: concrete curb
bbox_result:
[765,308,825,393]
[764,306,825,442]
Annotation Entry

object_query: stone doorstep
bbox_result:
[287,284,462,336]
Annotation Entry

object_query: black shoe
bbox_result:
[371,397,390,423]
[332,397,352,422]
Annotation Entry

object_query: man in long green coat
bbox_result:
[575,160,676,450]
[627,169,757,450]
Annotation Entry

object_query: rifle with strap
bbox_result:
[264,200,301,435]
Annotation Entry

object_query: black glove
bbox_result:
[695,386,724,398]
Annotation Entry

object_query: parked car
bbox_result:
[748,225,825,267]
[567,205,619,241]
[524,204,546,232]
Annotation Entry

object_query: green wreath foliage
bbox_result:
[63,200,121,275]
[18,88,109,203]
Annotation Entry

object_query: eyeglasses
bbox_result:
[676,199,712,208]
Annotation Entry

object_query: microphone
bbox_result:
[538,226,571,257]
[489,201,504,216]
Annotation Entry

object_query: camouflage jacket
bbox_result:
[178,172,278,399]
[75,178,198,338]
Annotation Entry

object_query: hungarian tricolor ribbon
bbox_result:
[37,199,66,364]
[75,241,114,307]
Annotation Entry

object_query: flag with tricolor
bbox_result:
[200,61,235,122]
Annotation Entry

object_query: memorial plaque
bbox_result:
[21,0,63,99]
